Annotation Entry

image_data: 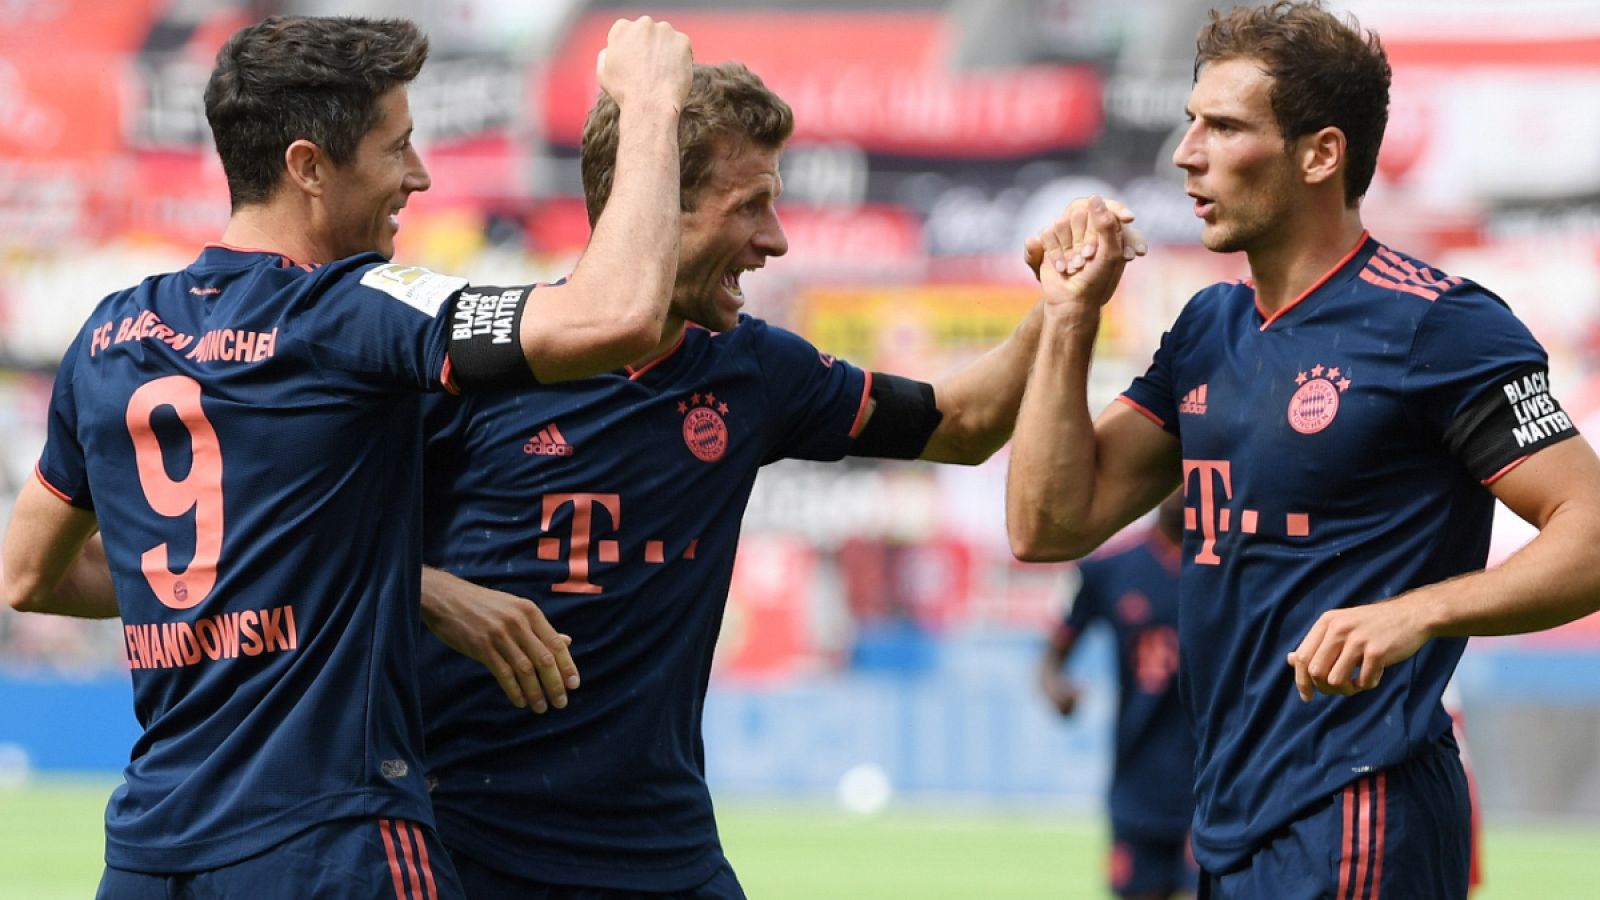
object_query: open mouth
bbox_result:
[1188,191,1215,219]
[721,265,758,299]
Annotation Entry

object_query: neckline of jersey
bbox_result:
[624,325,694,381]
[1256,230,1372,331]
[202,242,315,271]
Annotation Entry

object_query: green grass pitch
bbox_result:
[2,780,1598,898]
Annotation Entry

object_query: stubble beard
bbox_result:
[1202,186,1288,256]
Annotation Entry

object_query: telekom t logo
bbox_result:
[1182,459,1311,565]
[535,493,698,593]
[1184,460,1234,565]
[537,493,619,593]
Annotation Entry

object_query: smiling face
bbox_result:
[672,138,788,332]
[320,86,431,260]
[1172,57,1304,255]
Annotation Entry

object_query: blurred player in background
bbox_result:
[2,14,690,899]
[415,61,1143,899]
[1007,2,1600,897]
[1038,490,1196,900]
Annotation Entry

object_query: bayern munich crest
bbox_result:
[1287,363,1351,435]
[678,392,730,462]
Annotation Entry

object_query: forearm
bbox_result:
[1038,634,1082,714]
[419,565,456,628]
[570,103,681,335]
[3,480,114,618]
[1407,502,1600,639]
[418,565,579,712]
[522,104,682,381]
[36,535,118,618]
[922,302,1045,464]
[1037,635,1073,685]
[1290,439,1600,700]
[1037,654,1064,695]
[418,564,489,631]
[1006,305,1108,561]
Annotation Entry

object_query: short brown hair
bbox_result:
[1195,1,1390,206]
[204,16,430,208]
[580,62,795,227]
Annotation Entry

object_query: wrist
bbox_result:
[1042,301,1102,335]
[617,97,684,126]
[1399,586,1452,640]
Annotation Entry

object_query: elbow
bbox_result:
[942,434,1004,466]
[530,309,666,384]
[1009,538,1056,563]
[595,305,667,367]
[923,413,1010,466]
[617,309,668,358]
[1008,529,1090,564]
[1005,478,1113,562]
[5,576,49,614]
[1007,510,1103,563]
[928,444,993,467]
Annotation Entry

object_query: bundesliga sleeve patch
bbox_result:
[360,264,469,318]
[1444,365,1578,482]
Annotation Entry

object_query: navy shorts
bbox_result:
[96,817,463,900]
[1110,830,1199,898]
[1199,742,1470,900]
[452,850,745,900]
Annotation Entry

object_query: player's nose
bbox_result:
[1172,122,1204,172]
[405,146,432,194]
[755,209,787,258]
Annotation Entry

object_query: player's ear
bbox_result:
[283,139,328,198]
[1300,126,1345,190]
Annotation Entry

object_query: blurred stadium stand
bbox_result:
[2,0,1599,822]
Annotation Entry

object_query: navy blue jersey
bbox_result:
[419,316,869,890]
[1054,528,1195,840]
[1120,236,1561,872]
[37,245,481,872]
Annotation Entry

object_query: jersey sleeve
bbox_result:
[1120,316,1187,435]
[419,391,473,563]
[36,328,93,509]
[296,259,467,394]
[753,320,871,463]
[1403,282,1573,477]
[421,391,471,471]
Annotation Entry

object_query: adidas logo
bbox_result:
[523,423,574,457]
[1178,384,1208,416]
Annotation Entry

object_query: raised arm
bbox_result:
[1290,436,1600,700]
[518,17,693,382]
[1006,196,1181,562]
[914,303,1046,465]
[915,203,1146,465]
[3,477,116,618]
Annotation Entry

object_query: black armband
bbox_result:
[1443,364,1578,481]
[851,372,943,459]
[446,284,541,392]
